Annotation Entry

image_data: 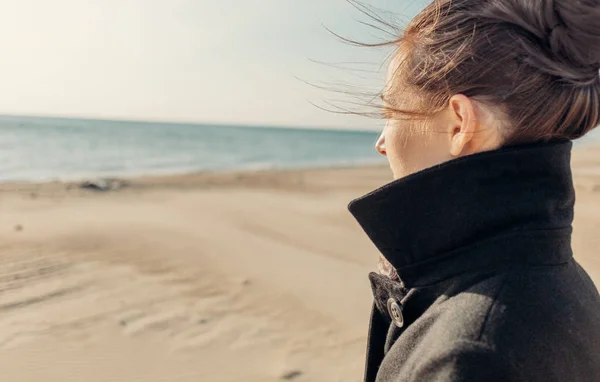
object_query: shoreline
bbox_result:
[0,163,390,195]
[2,138,599,193]
[0,158,387,188]
[2,132,599,188]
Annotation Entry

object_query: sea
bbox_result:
[1,115,598,183]
[0,115,385,182]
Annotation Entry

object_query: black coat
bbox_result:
[349,141,600,382]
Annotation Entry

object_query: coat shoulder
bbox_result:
[415,260,600,350]
[386,261,600,381]
[477,261,600,380]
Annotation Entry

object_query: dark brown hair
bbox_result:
[374,0,600,144]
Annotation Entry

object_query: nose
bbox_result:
[376,132,387,156]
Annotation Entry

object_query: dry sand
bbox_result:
[0,148,598,382]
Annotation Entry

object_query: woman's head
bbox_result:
[375,0,600,179]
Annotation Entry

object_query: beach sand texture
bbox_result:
[0,147,598,382]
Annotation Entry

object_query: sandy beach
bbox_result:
[0,146,598,382]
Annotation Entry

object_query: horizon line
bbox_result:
[0,112,381,133]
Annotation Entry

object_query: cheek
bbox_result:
[383,122,418,175]
[385,121,451,178]
[386,120,421,155]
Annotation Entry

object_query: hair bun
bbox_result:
[545,0,600,85]
[480,0,600,86]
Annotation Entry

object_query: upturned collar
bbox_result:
[349,141,575,287]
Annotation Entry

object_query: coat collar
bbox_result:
[349,140,575,287]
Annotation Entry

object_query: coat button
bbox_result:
[387,298,404,328]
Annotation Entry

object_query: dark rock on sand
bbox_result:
[79,179,128,192]
[280,370,303,380]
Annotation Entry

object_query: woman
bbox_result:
[348,0,600,381]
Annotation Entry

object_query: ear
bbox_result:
[447,94,477,157]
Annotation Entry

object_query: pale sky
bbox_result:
[0,0,427,129]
